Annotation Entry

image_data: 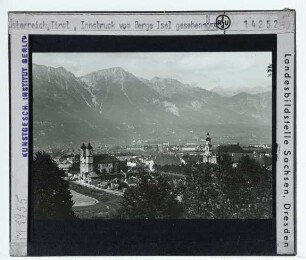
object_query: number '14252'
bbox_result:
[244,20,278,29]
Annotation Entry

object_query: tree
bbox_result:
[182,163,232,219]
[218,153,233,169]
[69,161,79,172]
[181,156,272,219]
[223,155,272,218]
[117,174,182,219]
[33,151,76,219]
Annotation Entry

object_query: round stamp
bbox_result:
[216,15,231,30]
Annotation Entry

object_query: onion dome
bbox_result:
[206,132,211,142]
[81,142,86,149]
[87,142,93,149]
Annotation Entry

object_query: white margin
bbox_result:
[0,0,304,258]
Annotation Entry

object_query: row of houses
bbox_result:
[57,137,273,188]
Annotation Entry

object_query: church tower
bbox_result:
[80,142,86,178]
[204,132,212,156]
[203,132,217,164]
[85,141,94,173]
[80,141,94,178]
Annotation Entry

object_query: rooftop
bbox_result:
[154,153,181,166]
[94,154,120,164]
[218,144,243,153]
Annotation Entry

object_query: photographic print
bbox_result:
[32,52,273,220]
[9,11,296,256]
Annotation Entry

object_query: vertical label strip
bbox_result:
[276,33,295,255]
[10,33,29,256]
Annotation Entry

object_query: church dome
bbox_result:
[81,142,86,149]
[87,142,93,149]
[206,132,211,141]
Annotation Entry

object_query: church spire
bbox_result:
[87,141,93,150]
[206,132,211,142]
[202,131,217,164]
[81,140,86,149]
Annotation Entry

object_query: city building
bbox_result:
[79,142,126,181]
[80,142,94,178]
[202,132,217,164]
[153,153,181,166]
[95,154,122,173]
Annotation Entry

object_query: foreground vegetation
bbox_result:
[118,154,272,219]
[33,151,272,220]
[33,152,76,219]
[69,182,122,219]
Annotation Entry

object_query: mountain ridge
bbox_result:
[32,64,272,148]
[211,85,271,97]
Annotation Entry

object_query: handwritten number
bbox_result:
[16,195,27,205]
[16,205,27,212]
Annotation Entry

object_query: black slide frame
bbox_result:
[28,34,277,256]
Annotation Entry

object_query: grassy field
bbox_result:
[69,182,122,219]
[71,190,98,207]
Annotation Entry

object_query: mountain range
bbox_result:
[211,85,271,97]
[32,64,272,149]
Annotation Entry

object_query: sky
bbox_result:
[33,52,271,91]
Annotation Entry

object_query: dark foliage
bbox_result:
[33,151,76,219]
[182,164,232,218]
[124,156,272,219]
[117,174,183,219]
[182,155,272,219]
[154,164,185,174]
[223,156,272,218]
[69,161,80,172]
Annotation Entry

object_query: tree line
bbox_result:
[118,154,272,219]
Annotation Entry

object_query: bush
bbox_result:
[32,151,76,219]
[117,174,183,219]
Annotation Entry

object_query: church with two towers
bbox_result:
[79,131,217,180]
[80,142,94,178]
